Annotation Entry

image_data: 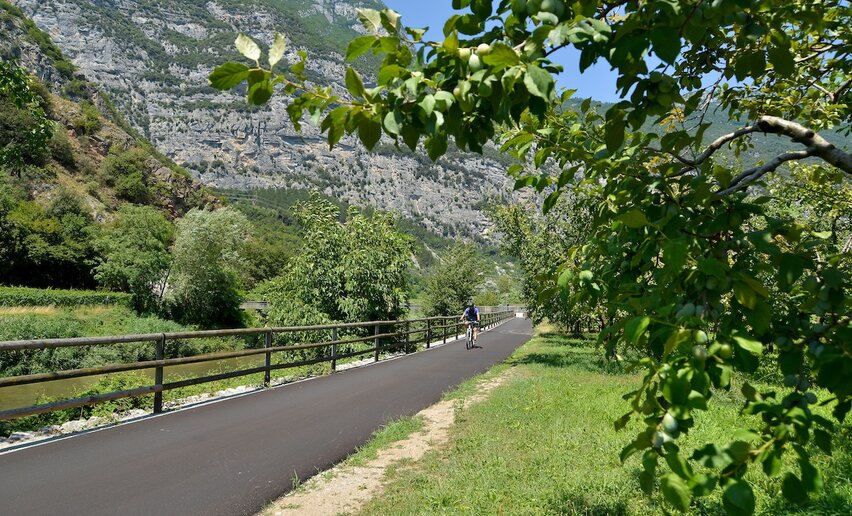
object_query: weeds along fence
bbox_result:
[0,311,516,423]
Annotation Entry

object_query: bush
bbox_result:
[114,170,149,203]
[0,286,131,307]
[48,126,75,169]
[71,101,101,135]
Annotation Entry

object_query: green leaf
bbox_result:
[247,79,273,105]
[605,118,626,153]
[618,209,648,228]
[357,117,382,150]
[419,94,436,118]
[733,334,762,355]
[735,50,766,81]
[768,45,795,77]
[383,110,402,136]
[661,473,692,512]
[380,9,402,33]
[523,64,555,100]
[482,42,520,71]
[733,281,757,309]
[235,34,261,61]
[762,449,782,476]
[778,253,804,289]
[698,258,727,280]
[357,8,382,33]
[664,329,691,357]
[268,33,286,68]
[663,239,689,271]
[378,64,406,86]
[813,428,832,455]
[401,124,419,151]
[347,35,376,61]
[543,191,561,214]
[209,62,249,90]
[782,474,808,503]
[723,479,755,515]
[425,134,448,160]
[800,460,823,492]
[345,68,366,98]
[321,106,349,149]
[650,28,680,64]
[620,442,638,463]
[624,316,650,345]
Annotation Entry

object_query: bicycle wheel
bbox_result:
[466,326,472,349]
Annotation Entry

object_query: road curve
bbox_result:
[0,317,533,516]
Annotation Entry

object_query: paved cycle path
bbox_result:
[0,317,533,516]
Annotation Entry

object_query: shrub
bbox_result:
[48,125,75,169]
[71,101,101,135]
[0,286,131,307]
[114,170,149,203]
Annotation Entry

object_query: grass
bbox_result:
[344,416,426,467]
[357,329,852,515]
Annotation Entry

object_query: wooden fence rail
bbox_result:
[0,310,518,422]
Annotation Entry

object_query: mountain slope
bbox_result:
[15,0,517,238]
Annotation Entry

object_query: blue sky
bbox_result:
[382,0,622,102]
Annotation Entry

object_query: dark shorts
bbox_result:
[465,320,479,326]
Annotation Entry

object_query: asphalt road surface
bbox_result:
[0,317,533,516]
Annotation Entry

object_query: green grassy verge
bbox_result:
[358,331,851,515]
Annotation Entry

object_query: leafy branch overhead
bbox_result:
[211,1,851,514]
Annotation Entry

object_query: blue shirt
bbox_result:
[463,306,479,320]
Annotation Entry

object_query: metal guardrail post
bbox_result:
[426,319,431,349]
[331,328,338,371]
[374,324,380,362]
[264,330,272,387]
[154,334,165,413]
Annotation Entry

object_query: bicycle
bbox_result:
[465,321,478,349]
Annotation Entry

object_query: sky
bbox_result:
[382,0,623,102]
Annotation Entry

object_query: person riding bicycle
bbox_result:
[460,301,480,344]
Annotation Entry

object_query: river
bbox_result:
[0,355,266,412]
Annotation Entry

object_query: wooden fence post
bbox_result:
[264,330,272,387]
[405,320,410,351]
[331,327,338,372]
[426,318,432,349]
[443,318,447,344]
[374,324,380,362]
[154,334,165,413]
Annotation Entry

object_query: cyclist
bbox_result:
[460,300,480,345]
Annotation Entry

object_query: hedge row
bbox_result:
[0,287,131,307]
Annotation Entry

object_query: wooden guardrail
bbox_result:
[0,311,517,422]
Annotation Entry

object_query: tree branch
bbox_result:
[715,148,817,196]
[832,77,852,101]
[754,116,852,175]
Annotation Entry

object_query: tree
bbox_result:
[212,2,851,512]
[1,187,98,288]
[490,191,599,333]
[257,193,413,327]
[168,207,249,327]
[423,244,487,317]
[94,204,174,314]
[0,60,52,176]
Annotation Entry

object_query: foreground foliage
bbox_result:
[213,0,850,512]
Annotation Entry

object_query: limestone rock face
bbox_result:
[15,0,518,238]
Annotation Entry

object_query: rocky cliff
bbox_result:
[1,1,217,219]
[16,0,517,238]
